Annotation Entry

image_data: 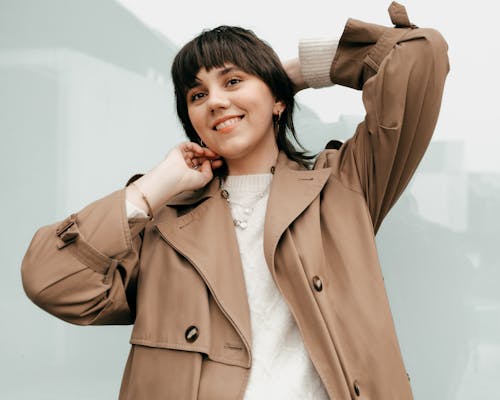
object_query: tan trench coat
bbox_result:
[21,2,449,399]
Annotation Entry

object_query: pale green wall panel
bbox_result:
[2,1,499,399]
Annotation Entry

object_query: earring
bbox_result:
[199,138,205,147]
[273,110,282,125]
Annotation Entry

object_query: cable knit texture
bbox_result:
[223,174,328,400]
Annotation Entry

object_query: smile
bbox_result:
[213,116,243,132]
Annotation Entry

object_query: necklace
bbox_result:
[220,171,273,230]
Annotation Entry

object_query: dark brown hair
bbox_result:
[171,25,313,169]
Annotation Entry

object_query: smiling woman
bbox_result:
[186,65,282,175]
[20,2,449,399]
[171,25,311,176]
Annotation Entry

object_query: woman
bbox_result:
[21,2,449,399]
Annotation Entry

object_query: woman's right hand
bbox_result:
[126,142,223,217]
[174,141,223,191]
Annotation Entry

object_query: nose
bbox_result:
[206,88,230,112]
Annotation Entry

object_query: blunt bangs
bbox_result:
[172,26,284,99]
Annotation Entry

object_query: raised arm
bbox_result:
[289,1,449,232]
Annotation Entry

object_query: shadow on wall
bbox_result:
[0,1,180,399]
[377,160,500,399]
[0,0,177,77]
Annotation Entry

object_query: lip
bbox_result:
[212,115,243,132]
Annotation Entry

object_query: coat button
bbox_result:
[312,276,323,292]
[353,380,360,396]
[185,326,199,343]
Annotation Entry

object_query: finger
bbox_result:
[188,142,220,159]
[186,141,204,154]
[209,159,224,169]
[183,151,195,162]
[194,155,222,168]
[191,158,200,169]
[181,141,194,153]
[200,147,219,158]
[179,142,220,171]
[180,143,194,160]
[199,159,216,177]
[182,142,207,157]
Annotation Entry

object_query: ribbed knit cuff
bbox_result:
[299,38,339,89]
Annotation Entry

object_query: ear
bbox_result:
[273,100,286,116]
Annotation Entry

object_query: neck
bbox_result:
[226,144,279,176]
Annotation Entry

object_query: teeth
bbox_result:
[215,117,241,131]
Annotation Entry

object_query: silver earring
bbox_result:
[199,138,205,147]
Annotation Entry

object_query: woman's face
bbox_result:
[186,63,284,174]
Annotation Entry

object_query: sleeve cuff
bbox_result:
[126,199,149,219]
[299,38,339,89]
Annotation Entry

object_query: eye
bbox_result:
[226,78,241,87]
[190,91,205,102]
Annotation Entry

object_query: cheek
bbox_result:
[251,102,274,126]
[247,91,276,122]
[187,108,203,132]
[240,94,271,120]
[187,109,213,144]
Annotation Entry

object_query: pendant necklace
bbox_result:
[220,166,275,230]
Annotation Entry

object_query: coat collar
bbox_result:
[154,151,331,365]
[263,151,331,273]
[164,151,331,210]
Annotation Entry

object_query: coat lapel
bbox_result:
[155,178,252,359]
[264,152,331,273]
[153,152,330,363]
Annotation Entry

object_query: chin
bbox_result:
[210,139,253,159]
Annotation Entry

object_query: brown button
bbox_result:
[312,276,323,292]
[185,326,199,343]
[353,380,360,396]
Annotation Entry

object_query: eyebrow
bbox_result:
[192,65,243,87]
[218,66,239,76]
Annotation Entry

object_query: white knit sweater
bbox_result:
[223,174,328,400]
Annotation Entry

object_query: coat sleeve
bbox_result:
[327,1,450,232]
[21,188,148,325]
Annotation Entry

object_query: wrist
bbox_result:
[130,158,186,215]
[283,58,308,93]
